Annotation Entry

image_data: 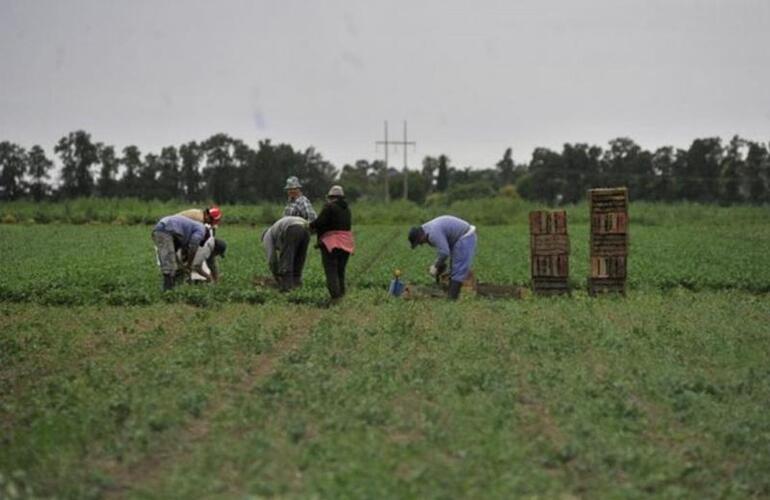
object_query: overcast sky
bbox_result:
[1,0,769,171]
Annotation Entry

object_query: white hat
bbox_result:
[284,176,302,190]
[327,185,344,197]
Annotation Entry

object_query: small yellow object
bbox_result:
[394,269,402,277]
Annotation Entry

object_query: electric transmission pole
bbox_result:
[375,120,416,202]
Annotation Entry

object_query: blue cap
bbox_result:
[408,226,424,249]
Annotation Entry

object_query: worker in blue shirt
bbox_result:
[152,215,207,290]
[408,215,477,299]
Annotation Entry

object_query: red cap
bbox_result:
[208,206,222,223]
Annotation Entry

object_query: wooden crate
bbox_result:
[530,210,569,295]
[588,188,629,295]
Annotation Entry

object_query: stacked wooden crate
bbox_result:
[588,187,629,295]
[529,210,569,295]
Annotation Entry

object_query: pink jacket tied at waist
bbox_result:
[320,230,355,254]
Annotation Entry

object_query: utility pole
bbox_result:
[401,121,416,201]
[375,120,416,202]
[375,121,390,202]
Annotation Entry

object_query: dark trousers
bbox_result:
[320,247,350,299]
[279,225,310,290]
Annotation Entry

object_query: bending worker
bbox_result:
[178,230,227,284]
[283,176,317,222]
[152,214,207,291]
[261,216,310,291]
[408,215,477,300]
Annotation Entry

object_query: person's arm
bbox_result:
[283,202,296,217]
[309,205,331,234]
[186,226,205,268]
[263,230,280,278]
[192,242,214,281]
[303,198,317,222]
[427,230,450,276]
[205,254,219,282]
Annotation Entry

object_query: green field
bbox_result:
[1,206,770,498]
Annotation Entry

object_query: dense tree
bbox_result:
[436,155,450,193]
[496,147,516,187]
[682,138,722,202]
[179,141,202,201]
[96,145,119,198]
[421,156,439,195]
[744,141,768,204]
[55,130,99,198]
[27,145,53,201]
[120,145,142,198]
[157,146,181,201]
[0,141,28,200]
[201,134,240,204]
[720,136,745,204]
[3,131,768,205]
[137,153,160,200]
[525,147,564,204]
[650,146,678,201]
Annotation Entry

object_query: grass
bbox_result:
[1,203,769,498]
[1,292,769,498]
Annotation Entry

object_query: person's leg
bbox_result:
[321,246,342,298]
[152,231,177,290]
[293,229,310,288]
[335,249,350,297]
[279,226,301,292]
[448,234,477,299]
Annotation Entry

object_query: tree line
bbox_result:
[1,131,768,205]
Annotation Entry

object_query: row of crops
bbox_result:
[1,219,769,307]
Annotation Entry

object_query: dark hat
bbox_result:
[213,238,227,258]
[408,226,424,249]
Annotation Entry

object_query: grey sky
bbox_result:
[1,0,769,172]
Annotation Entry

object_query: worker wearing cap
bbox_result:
[261,216,310,291]
[408,215,477,300]
[177,206,223,227]
[152,215,207,291]
[309,185,354,301]
[283,176,317,222]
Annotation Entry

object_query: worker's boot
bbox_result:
[448,280,463,300]
[162,274,175,291]
[279,275,292,292]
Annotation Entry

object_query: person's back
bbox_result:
[310,197,351,237]
[156,215,206,246]
[422,215,470,251]
[177,208,205,224]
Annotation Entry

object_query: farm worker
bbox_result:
[177,206,223,227]
[152,215,207,291]
[283,176,317,222]
[261,216,310,291]
[309,185,354,301]
[177,231,227,284]
[408,215,477,300]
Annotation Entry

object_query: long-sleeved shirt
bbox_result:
[422,215,472,263]
[262,216,309,272]
[283,195,317,222]
[154,215,206,253]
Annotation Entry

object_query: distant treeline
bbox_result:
[1,131,768,205]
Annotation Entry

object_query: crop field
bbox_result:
[1,207,770,498]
